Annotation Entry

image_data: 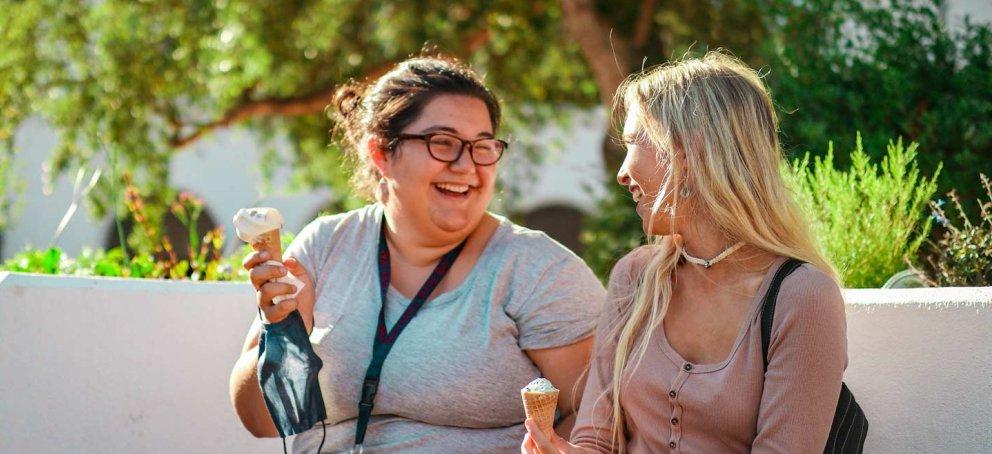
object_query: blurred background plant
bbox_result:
[0,183,265,281]
[786,136,940,288]
[915,174,992,287]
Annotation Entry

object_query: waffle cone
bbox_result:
[521,389,559,437]
[251,228,282,260]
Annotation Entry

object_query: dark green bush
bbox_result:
[916,174,992,286]
[765,0,992,216]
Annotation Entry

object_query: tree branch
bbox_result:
[169,88,335,148]
[169,27,492,150]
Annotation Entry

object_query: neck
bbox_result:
[677,217,774,276]
[382,205,480,267]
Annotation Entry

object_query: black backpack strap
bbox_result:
[760,258,806,371]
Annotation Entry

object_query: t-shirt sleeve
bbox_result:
[509,253,606,350]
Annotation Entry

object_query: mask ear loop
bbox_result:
[318,421,327,453]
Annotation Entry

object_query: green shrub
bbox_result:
[915,174,992,286]
[787,135,940,288]
[0,232,296,282]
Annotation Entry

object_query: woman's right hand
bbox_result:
[243,250,315,328]
[521,419,584,454]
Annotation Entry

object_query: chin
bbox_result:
[430,210,479,234]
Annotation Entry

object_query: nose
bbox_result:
[448,142,477,173]
[617,160,632,187]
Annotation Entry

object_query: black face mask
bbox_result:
[257,309,327,452]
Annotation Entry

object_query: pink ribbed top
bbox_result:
[571,249,848,453]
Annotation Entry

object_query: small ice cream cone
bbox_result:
[251,228,283,261]
[521,378,559,437]
[233,207,305,306]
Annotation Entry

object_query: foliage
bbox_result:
[0,0,596,214]
[786,135,940,288]
[0,149,22,233]
[1,246,157,278]
[0,230,296,281]
[764,0,992,216]
[915,175,992,286]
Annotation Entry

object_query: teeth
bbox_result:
[435,183,470,194]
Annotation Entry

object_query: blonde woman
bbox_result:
[523,52,848,453]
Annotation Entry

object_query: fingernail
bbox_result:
[260,251,269,259]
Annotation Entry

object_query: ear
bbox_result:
[367,136,392,178]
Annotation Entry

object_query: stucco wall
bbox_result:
[1,272,990,453]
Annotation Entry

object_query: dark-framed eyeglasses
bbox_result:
[390,132,507,166]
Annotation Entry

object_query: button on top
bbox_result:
[669,390,677,398]
[684,363,693,372]
[671,417,679,425]
[670,441,677,449]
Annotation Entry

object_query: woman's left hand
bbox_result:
[521,419,583,454]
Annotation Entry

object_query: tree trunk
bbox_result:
[560,0,648,174]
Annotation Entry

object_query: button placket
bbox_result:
[667,366,691,452]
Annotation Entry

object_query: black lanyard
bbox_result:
[353,216,466,450]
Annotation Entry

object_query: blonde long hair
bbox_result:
[601,51,839,451]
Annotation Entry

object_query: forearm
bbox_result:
[229,346,279,438]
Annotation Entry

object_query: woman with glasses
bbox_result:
[230,55,605,452]
[522,52,849,453]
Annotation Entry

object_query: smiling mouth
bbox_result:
[434,182,473,198]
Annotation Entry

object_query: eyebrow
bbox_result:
[418,125,494,139]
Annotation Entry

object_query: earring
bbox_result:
[680,186,692,198]
[376,177,389,203]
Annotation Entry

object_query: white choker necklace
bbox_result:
[681,242,746,268]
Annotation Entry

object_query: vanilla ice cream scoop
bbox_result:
[233,207,285,243]
[522,378,558,393]
[232,207,304,309]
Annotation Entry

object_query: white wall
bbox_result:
[843,288,992,452]
[1,272,989,453]
[0,272,280,454]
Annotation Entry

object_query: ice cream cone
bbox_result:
[251,228,282,261]
[521,388,559,437]
[233,207,305,307]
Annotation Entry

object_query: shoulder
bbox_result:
[490,217,605,305]
[494,217,591,273]
[774,261,846,326]
[608,245,657,289]
[294,204,378,242]
[604,245,658,305]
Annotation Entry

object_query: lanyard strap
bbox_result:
[354,216,466,449]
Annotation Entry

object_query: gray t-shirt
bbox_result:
[284,204,605,453]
